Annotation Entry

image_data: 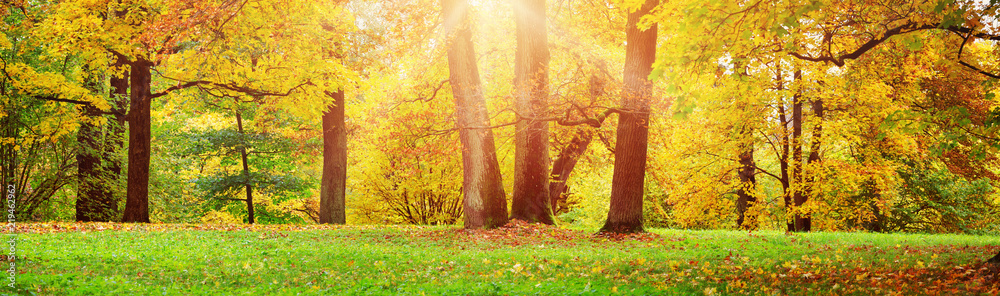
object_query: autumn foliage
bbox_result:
[2,0,1000,236]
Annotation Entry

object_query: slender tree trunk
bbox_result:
[442,0,509,229]
[319,90,347,224]
[235,110,255,224]
[599,0,658,234]
[798,98,824,232]
[778,103,792,232]
[550,129,592,214]
[123,59,152,223]
[549,74,609,214]
[735,136,757,230]
[510,0,554,224]
[791,70,809,232]
[775,64,793,232]
[807,100,823,165]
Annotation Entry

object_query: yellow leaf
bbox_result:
[0,34,10,50]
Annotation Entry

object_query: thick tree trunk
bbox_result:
[122,59,152,223]
[735,138,757,230]
[510,0,554,224]
[103,57,129,215]
[77,68,118,222]
[0,100,16,202]
[76,103,116,221]
[319,90,347,224]
[235,111,255,224]
[443,0,509,229]
[599,0,658,234]
[791,70,809,232]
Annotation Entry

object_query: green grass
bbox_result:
[6,222,1000,295]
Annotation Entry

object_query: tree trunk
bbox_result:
[735,137,757,230]
[599,0,658,234]
[122,59,152,223]
[0,99,16,200]
[103,57,129,218]
[791,70,809,232]
[319,90,347,224]
[77,68,118,222]
[235,110,255,224]
[550,129,592,214]
[550,74,610,214]
[510,0,554,225]
[442,0,509,229]
[76,103,116,221]
[776,66,793,232]
[800,98,824,232]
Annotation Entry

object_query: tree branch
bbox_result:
[556,107,619,127]
[31,95,123,117]
[149,79,312,99]
[788,22,938,67]
[149,81,211,98]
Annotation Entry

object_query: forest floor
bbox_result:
[6,221,1000,295]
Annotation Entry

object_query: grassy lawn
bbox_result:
[6,222,1000,295]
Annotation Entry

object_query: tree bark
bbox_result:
[549,74,610,214]
[319,89,347,224]
[103,57,129,215]
[235,110,255,224]
[550,129,592,214]
[801,98,824,232]
[0,97,16,205]
[735,137,757,230]
[599,0,658,234]
[76,103,116,221]
[791,70,809,232]
[775,66,793,232]
[510,0,554,224]
[77,67,118,222]
[122,59,152,223]
[778,103,792,232]
[442,0,509,229]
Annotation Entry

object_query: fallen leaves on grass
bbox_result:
[12,221,1000,295]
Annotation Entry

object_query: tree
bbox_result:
[510,0,554,224]
[600,0,658,234]
[442,0,509,229]
[185,99,310,224]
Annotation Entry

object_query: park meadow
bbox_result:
[11,222,1000,295]
[6,0,1000,294]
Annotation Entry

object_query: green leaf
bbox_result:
[905,38,923,51]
